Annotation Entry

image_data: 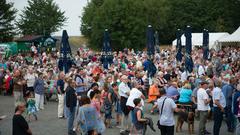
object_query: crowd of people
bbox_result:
[0,46,240,135]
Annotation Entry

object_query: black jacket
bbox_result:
[66,86,77,111]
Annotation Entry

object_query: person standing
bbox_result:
[131,98,147,135]
[148,79,160,105]
[212,80,226,135]
[118,75,131,134]
[33,73,45,111]
[197,81,211,135]
[233,84,240,122]
[76,96,105,135]
[12,102,32,135]
[4,69,13,96]
[156,88,180,135]
[66,78,77,135]
[222,78,235,132]
[57,72,65,118]
[24,68,36,96]
[75,68,87,99]
[13,70,25,106]
[108,83,122,127]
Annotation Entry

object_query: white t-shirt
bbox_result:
[198,65,205,77]
[118,82,130,98]
[213,87,226,108]
[181,71,187,82]
[197,88,210,111]
[136,60,142,68]
[24,73,36,87]
[157,96,176,126]
[126,88,144,108]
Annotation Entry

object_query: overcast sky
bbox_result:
[7,0,88,36]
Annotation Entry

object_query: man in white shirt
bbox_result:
[126,81,145,109]
[118,75,131,133]
[197,80,211,135]
[212,80,226,135]
[156,88,181,135]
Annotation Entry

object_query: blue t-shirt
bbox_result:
[178,88,192,103]
[57,79,65,94]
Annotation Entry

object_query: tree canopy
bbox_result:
[81,0,240,50]
[0,0,17,42]
[17,0,67,36]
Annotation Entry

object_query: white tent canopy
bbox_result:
[218,27,240,42]
[172,32,230,49]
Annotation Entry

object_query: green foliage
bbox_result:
[17,0,67,36]
[0,0,17,42]
[81,0,240,50]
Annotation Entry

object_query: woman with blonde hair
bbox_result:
[178,81,193,104]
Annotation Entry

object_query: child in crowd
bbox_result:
[27,93,38,122]
[131,98,147,135]
[90,90,101,115]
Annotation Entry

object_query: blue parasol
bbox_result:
[184,26,194,73]
[146,25,155,56]
[58,30,72,73]
[176,29,183,62]
[103,29,111,53]
[154,31,159,46]
[102,29,113,69]
[202,29,209,60]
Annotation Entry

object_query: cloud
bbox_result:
[7,0,88,36]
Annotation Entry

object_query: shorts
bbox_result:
[27,87,34,92]
[115,101,122,114]
[120,97,130,116]
[105,104,112,119]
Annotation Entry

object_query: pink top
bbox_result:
[91,100,101,114]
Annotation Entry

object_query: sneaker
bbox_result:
[204,130,211,134]
[228,129,234,132]
[68,130,76,135]
[125,129,130,133]
[120,130,125,135]
[58,116,64,119]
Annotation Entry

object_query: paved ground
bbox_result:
[0,95,235,135]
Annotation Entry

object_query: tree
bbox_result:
[17,0,67,36]
[81,0,240,50]
[0,0,17,42]
[81,0,167,50]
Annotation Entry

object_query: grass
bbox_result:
[69,36,88,48]
[56,36,171,52]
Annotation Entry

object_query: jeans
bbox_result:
[213,107,223,135]
[159,125,174,135]
[64,95,68,118]
[225,105,234,130]
[67,107,76,134]
[199,111,208,135]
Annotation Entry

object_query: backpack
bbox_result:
[75,75,84,83]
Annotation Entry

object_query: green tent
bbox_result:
[0,42,18,58]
